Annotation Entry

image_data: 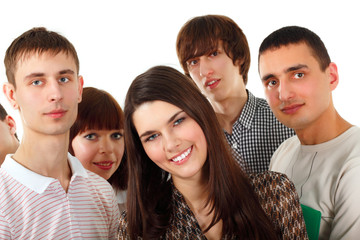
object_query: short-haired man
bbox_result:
[176,15,294,173]
[258,25,360,239]
[0,27,119,239]
[0,104,19,164]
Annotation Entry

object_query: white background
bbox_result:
[1,0,359,138]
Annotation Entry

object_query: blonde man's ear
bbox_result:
[3,83,19,110]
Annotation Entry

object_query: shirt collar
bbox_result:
[236,90,257,130]
[2,153,88,194]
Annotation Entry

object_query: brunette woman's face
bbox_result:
[71,129,125,180]
[133,100,207,183]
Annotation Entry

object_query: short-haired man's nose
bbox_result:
[278,80,294,101]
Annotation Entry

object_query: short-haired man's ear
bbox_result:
[328,62,339,91]
[3,83,18,109]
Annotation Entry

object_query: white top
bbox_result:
[116,190,127,213]
[0,153,120,239]
[270,126,360,240]
[116,190,127,204]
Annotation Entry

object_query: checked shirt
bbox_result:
[224,91,295,174]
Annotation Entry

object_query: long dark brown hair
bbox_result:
[124,66,278,239]
[69,87,127,190]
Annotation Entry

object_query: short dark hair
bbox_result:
[258,26,331,71]
[0,104,8,121]
[176,15,251,84]
[4,27,79,88]
[69,87,127,190]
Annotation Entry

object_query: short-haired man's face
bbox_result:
[259,42,338,131]
[186,42,245,103]
[0,116,18,164]
[4,51,83,137]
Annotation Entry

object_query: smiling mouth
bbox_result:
[171,146,192,162]
[93,161,114,170]
[206,80,217,86]
[206,79,220,88]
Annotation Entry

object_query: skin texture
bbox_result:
[71,129,124,180]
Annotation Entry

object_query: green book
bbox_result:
[301,204,322,240]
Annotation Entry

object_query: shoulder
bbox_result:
[0,167,21,197]
[248,171,295,194]
[343,126,360,150]
[248,171,299,213]
[274,136,299,154]
[255,96,271,109]
[247,91,271,112]
[270,136,299,167]
[118,211,130,239]
[249,171,308,238]
[85,170,114,193]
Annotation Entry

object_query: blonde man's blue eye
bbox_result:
[32,80,42,85]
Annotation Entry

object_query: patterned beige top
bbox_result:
[118,171,308,239]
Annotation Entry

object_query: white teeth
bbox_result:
[96,162,111,166]
[207,80,217,86]
[172,147,191,162]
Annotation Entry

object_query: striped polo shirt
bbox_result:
[0,153,120,239]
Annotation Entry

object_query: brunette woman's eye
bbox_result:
[174,117,185,126]
[145,133,159,142]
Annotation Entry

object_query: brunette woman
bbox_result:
[119,66,307,239]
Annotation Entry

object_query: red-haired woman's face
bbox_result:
[71,129,124,179]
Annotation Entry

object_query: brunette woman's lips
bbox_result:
[170,146,192,165]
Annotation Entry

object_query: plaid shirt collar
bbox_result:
[235,90,257,130]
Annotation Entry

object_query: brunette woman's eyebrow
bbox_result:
[139,130,155,139]
[167,110,184,124]
[138,110,184,139]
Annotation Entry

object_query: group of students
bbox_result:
[0,14,359,240]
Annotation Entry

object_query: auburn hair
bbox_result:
[69,87,127,190]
